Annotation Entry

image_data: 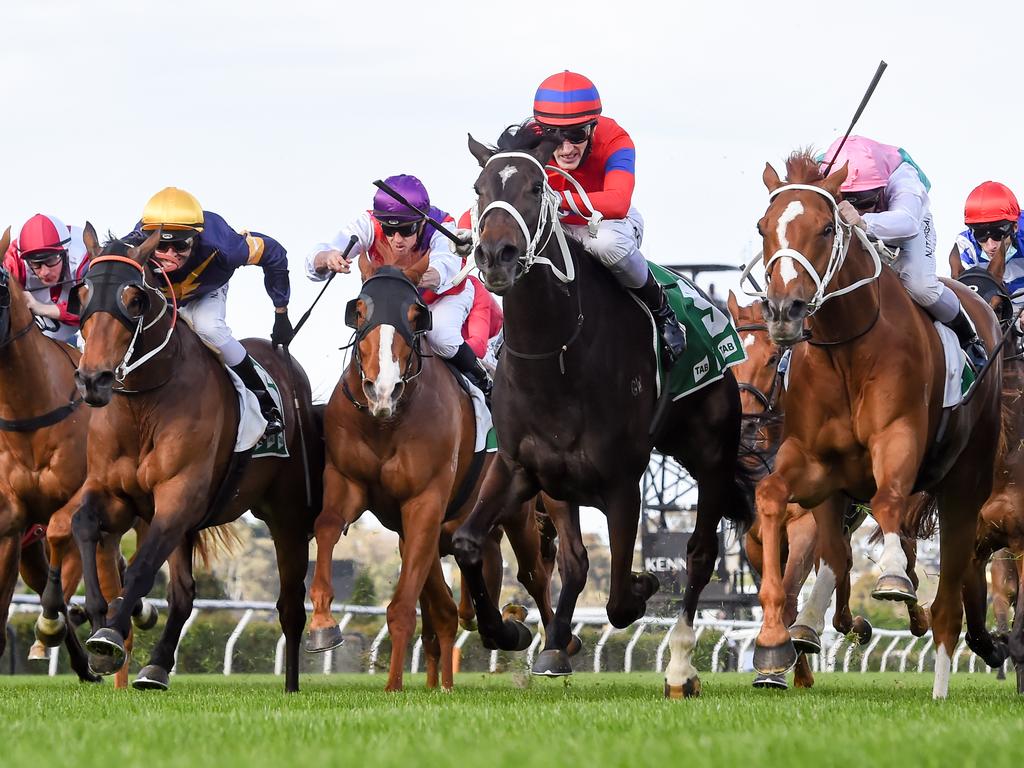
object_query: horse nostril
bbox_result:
[362,380,376,400]
[393,381,405,401]
[787,300,807,321]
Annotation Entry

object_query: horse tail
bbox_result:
[728,453,759,536]
[194,522,243,570]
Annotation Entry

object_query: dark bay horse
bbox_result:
[453,128,754,698]
[62,229,322,692]
[949,240,1024,686]
[307,251,556,691]
[751,152,1002,699]
[729,293,928,689]
[0,226,104,683]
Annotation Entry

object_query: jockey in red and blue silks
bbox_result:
[531,70,687,364]
[953,181,1024,323]
[3,214,91,346]
[125,186,292,436]
[823,135,987,370]
[307,174,492,396]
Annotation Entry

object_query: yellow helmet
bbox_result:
[140,187,204,234]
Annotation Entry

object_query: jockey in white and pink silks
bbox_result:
[825,135,987,369]
[307,174,493,395]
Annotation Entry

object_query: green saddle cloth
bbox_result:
[646,262,747,400]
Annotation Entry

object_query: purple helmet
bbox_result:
[372,174,430,225]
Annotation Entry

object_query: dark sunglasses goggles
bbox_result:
[971,222,1015,243]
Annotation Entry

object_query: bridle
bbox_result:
[79,253,179,388]
[734,322,790,475]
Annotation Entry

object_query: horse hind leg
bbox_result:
[133,540,195,691]
[421,556,458,691]
[502,497,559,637]
[266,519,309,694]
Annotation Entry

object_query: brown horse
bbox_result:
[730,293,930,688]
[62,229,321,692]
[0,225,107,683]
[949,237,1024,686]
[990,551,1018,680]
[751,152,1002,699]
[306,251,555,691]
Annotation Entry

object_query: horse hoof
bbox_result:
[68,605,89,629]
[908,604,930,637]
[871,573,916,603]
[752,673,788,690]
[88,652,124,677]
[632,571,660,600]
[132,600,159,631]
[501,604,528,623]
[34,613,67,647]
[85,627,126,670]
[753,640,797,675]
[788,625,821,655]
[133,665,171,691]
[458,616,478,632]
[502,619,533,652]
[304,625,344,653]
[851,616,873,645]
[665,677,701,698]
[532,649,573,676]
[27,640,49,661]
[566,634,584,657]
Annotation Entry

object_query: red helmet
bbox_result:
[964,181,1020,225]
[17,214,70,261]
[533,71,602,127]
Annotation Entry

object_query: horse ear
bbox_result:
[948,245,964,279]
[820,162,848,199]
[358,250,375,282]
[402,253,430,286]
[762,163,783,193]
[468,134,493,168]
[727,289,741,320]
[132,228,162,266]
[82,221,102,259]
[0,226,10,258]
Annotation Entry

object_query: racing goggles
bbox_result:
[971,221,1015,243]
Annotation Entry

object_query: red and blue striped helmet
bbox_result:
[533,71,602,127]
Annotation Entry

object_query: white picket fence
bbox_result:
[7,594,1009,677]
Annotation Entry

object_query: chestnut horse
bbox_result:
[0,226,103,683]
[62,230,322,692]
[454,128,755,698]
[950,239,1024,686]
[729,293,928,689]
[749,152,1002,699]
[307,250,558,690]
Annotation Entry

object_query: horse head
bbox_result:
[468,126,562,295]
[951,238,1015,327]
[74,225,166,405]
[757,153,850,345]
[344,251,431,418]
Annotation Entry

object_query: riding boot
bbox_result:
[449,342,493,406]
[230,355,284,437]
[632,271,687,366]
[945,308,988,372]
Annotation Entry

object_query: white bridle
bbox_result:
[740,183,883,313]
[464,150,604,285]
[115,270,175,383]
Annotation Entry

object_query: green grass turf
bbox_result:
[1,672,1021,768]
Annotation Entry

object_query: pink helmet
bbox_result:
[820,136,903,192]
[17,214,71,261]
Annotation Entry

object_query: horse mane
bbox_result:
[494,120,551,152]
[784,148,824,184]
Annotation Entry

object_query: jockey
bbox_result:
[127,187,291,436]
[307,174,492,396]
[953,181,1024,321]
[2,214,90,345]
[825,136,988,370]
[530,70,687,364]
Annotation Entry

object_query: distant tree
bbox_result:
[350,568,378,606]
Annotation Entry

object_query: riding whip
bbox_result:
[821,60,888,177]
[288,234,359,342]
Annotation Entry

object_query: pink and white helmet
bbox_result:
[820,136,904,192]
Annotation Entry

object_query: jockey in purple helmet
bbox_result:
[307,174,490,394]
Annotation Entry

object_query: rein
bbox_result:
[0,327,83,433]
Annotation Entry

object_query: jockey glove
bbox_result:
[272,311,294,347]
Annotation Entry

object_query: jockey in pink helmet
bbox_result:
[307,174,492,395]
[531,71,687,364]
[825,136,987,370]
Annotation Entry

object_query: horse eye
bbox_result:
[767,354,778,366]
[473,184,481,196]
[823,224,835,236]
[533,182,543,195]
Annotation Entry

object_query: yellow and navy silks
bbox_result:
[126,211,289,308]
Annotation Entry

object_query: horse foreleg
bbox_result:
[307,465,365,652]
[605,483,650,629]
[452,455,536,652]
[134,540,196,691]
[963,552,1008,669]
[902,532,930,636]
[867,434,921,603]
[754,471,798,675]
[266,519,309,693]
[501,498,556,628]
[420,555,458,691]
[0,532,19,661]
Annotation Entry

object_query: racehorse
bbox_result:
[306,248,557,691]
[990,551,1017,680]
[453,127,755,698]
[61,228,322,692]
[729,293,928,688]
[750,151,1002,699]
[0,225,106,683]
[949,239,1024,687]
